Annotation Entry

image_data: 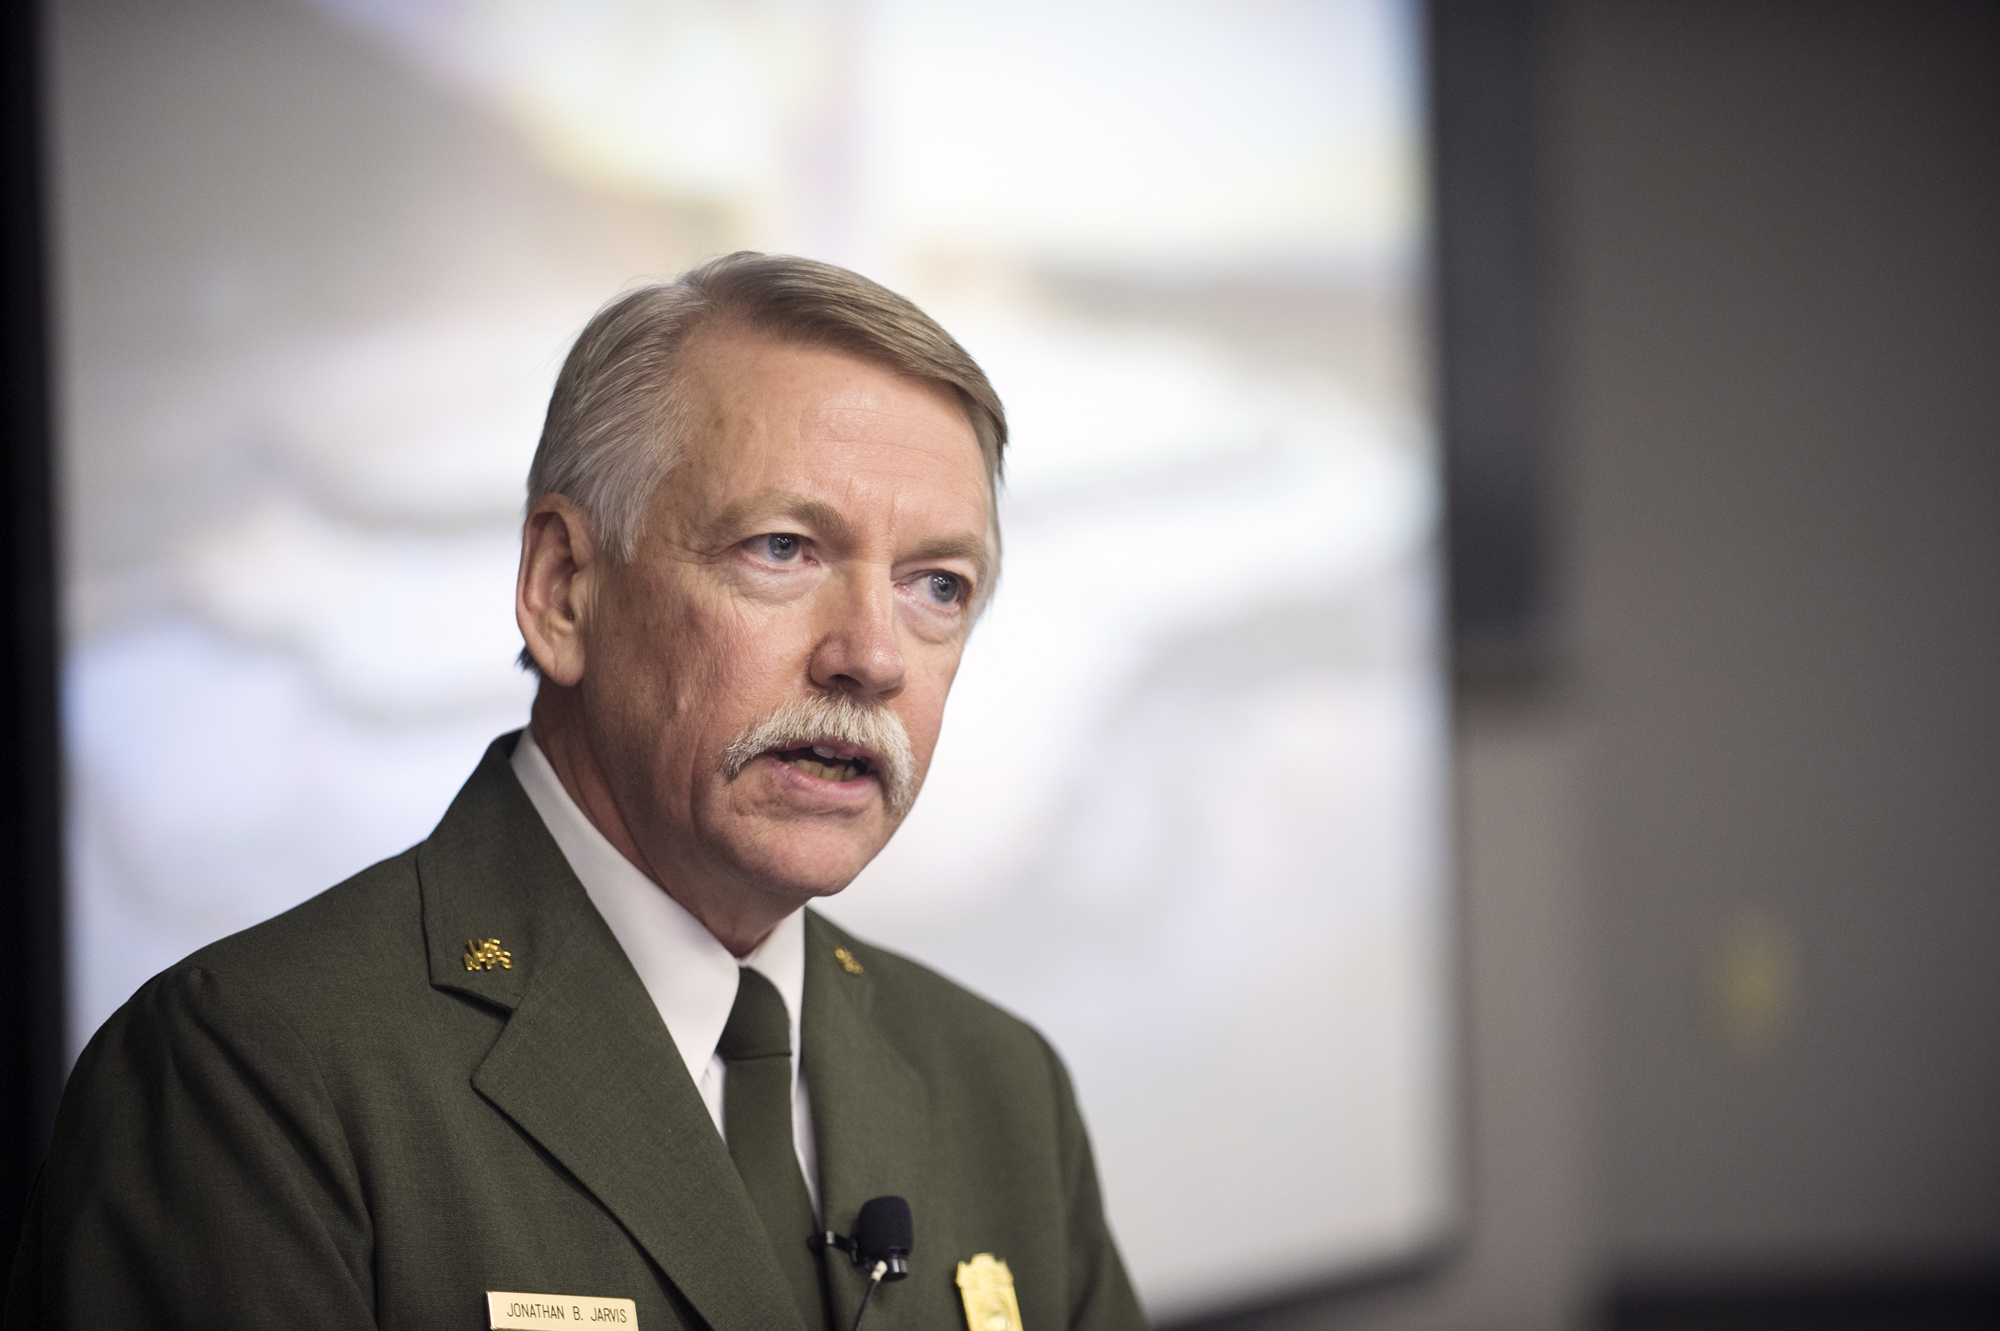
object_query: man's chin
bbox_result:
[723,820,889,903]
[703,759,913,899]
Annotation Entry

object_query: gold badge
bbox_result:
[464,938,513,971]
[956,1254,1023,1331]
[834,947,865,975]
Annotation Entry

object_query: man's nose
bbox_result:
[807,568,907,699]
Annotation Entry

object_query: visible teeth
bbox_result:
[785,755,860,782]
[812,745,837,759]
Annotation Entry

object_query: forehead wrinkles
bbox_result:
[798,369,965,434]
[690,328,970,444]
[686,358,925,471]
[662,332,989,540]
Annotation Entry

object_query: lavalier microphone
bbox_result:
[812,1195,912,1331]
[853,1195,912,1281]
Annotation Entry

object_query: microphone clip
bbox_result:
[811,1230,860,1264]
[811,1230,910,1281]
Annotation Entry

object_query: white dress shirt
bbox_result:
[510,731,820,1214]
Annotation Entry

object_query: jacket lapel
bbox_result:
[420,735,806,1331]
[800,913,935,1331]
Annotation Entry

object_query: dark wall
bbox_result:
[1567,0,2000,1283]
[0,0,66,1274]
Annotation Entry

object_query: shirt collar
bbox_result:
[509,729,806,1091]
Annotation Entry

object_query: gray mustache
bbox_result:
[719,694,917,819]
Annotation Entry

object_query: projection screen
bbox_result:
[50,0,1452,1318]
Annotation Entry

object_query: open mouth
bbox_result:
[771,743,874,784]
[721,697,913,818]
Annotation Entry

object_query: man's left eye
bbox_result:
[925,572,963,605]
[759,534,802,561]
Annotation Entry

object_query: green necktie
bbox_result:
[718,968,828,1331]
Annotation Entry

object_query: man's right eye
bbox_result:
[758,533,801,561]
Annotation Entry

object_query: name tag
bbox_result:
[487,1290,637,1328]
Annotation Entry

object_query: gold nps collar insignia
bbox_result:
[464,938,513,971]
[956,1254,1023,1331]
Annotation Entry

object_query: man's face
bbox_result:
[575,328,991,918]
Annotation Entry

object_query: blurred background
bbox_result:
[3,1,1998,1329]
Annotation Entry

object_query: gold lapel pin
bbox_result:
[834,946,864,975]
[464,938,513,971]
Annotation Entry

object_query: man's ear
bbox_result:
[516,495,600,688]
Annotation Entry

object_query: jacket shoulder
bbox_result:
[806,912,1063,1080]
[73,847,434,1073]
[174,846,427,992]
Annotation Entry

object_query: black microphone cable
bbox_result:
[847,1258,889,1331]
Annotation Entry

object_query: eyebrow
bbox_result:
[904,533,991,579]
[712,493,855,545]
[711,491,991,584]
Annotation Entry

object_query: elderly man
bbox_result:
[9,255,1146,1331]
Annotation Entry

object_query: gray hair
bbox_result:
[526,252,1007,566]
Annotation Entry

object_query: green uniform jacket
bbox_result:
[7,736,1147,1331]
